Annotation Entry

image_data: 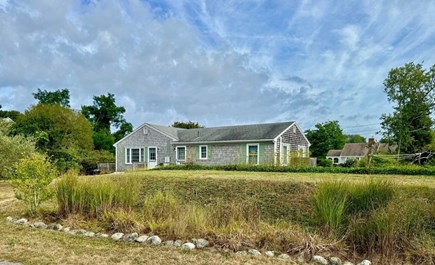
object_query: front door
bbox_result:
[148,147,157,169]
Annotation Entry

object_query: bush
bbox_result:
[317,157,333,167]
[10,152,57,214]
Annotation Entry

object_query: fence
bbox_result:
[97,162,116,174]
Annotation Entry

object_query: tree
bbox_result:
[380,63,434,153]
[305,121,346,158]
[33,88,70,107]
[345,134,366,143]
[171,121,203,129]
[0,120,36,179]
[0,105,22,121]
[81,93,131,132]
[13,104,93,152]
[10,152,57,214]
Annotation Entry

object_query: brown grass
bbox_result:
[0,200,299,265]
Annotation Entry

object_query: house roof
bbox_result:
[340,143,369,157]
[326,150,342,157]
[114,121,300,146]
[176,121,295,143]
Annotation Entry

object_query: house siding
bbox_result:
[177,142,274,165]
[276,124,309,153]
[115,125,175,171]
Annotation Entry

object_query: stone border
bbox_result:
[6,216,371,265]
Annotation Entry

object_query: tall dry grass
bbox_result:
[56,172,140,218]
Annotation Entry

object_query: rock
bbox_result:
[357,260,371,265]
[111,232,124,241]
[76,229,88,235]
[343,262,354,265]
[123,232,138,241]
[174,240,183,247]
[62,227,70,233]
[47,223,63,231]
[312,255,328,265]
[181,242,195,250]
[135,235,149,243]
[146,235,162,245]
[329,257,342,265]
[265,251,274,257]
[14,218,28,225]
[67,230,78,235]
[0,260,23,265]
[278,253,290,259]
[33,221,48,229]
[194,238,209,249]
[296,252,305,263]
[6,216,13,222]
[84,231,95,237]
[96,233,109,238]
[235,251,247,255]
[248,249,262,256]
[163,240,174,246]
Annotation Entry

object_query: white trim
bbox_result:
[199,145,208,160]
[114,123,178,146]
[176,146,186,162]
[125,147,145,164]
[115,145,118,172]
[148,146,157,162]
[297,145,307,158]
[280,143,291,165]
[175,139,272,144]
[246,143,260,165]
[273,123,311,147]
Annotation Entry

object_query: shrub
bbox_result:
[347,179,394,215]
[10,152,57,214]
[317,157,333,167]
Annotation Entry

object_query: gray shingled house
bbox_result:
[114,121,310,171]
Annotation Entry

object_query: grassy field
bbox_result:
[0,170,434,265]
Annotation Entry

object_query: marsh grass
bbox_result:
[56,172,140,217]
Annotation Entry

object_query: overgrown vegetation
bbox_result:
[48,171,434,263]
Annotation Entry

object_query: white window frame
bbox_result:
[280,143,291,165]
[246,143,259,165]
[148,146,157,162]
[199,145,208,160]
[176,146,186,162]
[125,147,145,164]
[297,145,307,158]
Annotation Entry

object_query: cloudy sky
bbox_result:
[1,0,434,138]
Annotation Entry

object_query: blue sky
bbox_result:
[0,0,434,138]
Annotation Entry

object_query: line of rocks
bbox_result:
[6,216,372,265]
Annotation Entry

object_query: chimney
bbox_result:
[368,138,375,147]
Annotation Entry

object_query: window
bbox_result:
[176,146,186,161]
[199,145,208,160]
[126,148,144,164]
[333,158,339,164]
[149,147,156,162]
[281,144,290,165]
[298,145,307,157]
[247,144,259,165]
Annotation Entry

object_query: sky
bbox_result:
[0,0,434,138]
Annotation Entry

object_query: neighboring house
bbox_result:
[114,121,310,171]
[326,139,397,165]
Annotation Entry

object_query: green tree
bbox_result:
[380,63,434,153]
[345,134,366,143]
[171,121,203,129]
[13,104,93,152]
[0,105,22,121]
[93,129,116,152]
[10,152,57,213]
[0,120,36,179]
[81,93,131,132]
[33,88,70,107]
[305,121,346,158]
